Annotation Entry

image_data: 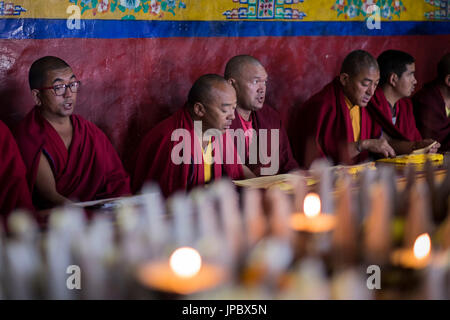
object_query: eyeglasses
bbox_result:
[38,81,81,96]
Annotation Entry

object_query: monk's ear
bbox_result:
[339,73,349,86]
[31,89,42,106]
[193,102,206,118]
[227,78,237,88]
[388,73,398,87]
[445,74,450,88]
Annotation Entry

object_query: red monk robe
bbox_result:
[367,87,422,141]
[289,78,379,168]
[229,104,298,175]
[0,120,34,219]
[413,81,450,152]
[132,106,244,197]
[14,107,130,209]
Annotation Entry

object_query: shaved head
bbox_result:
[437,53,450,82]
[340,50,379,77]
[29,56,71,90]
[187,74,230,107]
[224,55,263,80]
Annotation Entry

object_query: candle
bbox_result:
[391,233,432,269]
[291,193,336,233]
[170,247,202,278]
[137,247,227,295]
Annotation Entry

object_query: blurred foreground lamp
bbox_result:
[291,193,336,233]
[137,247,227,295]
[391,233,432,269]
[169,247,202,278]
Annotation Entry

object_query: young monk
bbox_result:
[14,56,131,210]
[224,55,298,176]
[289,50,395,168]
[367,50,440,154]
[132,74,253,197]
[413,53,450,152]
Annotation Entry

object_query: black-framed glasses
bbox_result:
[38,81,81,96]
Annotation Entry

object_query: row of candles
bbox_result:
[0,159,449,299]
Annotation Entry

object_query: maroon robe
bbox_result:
[367,87,422,141]
[413,81,450,152]
[132,107,244,197]
[289,78,379,168]
[14,107,131,209]
[0,120,34,219]
[229,104,298,175]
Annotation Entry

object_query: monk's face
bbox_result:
[36,67,78,119]
[394,63,417,97]
[230,63,268,112]
[202,82,237,133]
[341,67,380,107]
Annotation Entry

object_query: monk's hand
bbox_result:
[413,139,441,154]
[428,141,441,153]
[361,138,396,158]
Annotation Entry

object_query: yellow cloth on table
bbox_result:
[344,96,361,142]
[376,153,443,165]
[202,137,213,183]
[446,106,450,118]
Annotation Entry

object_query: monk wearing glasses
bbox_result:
[14,56,130,211]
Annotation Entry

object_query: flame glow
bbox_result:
[413,233,431,260]
[303,193,321,218]
[169,247,202,278]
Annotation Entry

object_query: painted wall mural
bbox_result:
[0,0,448,21]
[424,0,449,20]
[69,0,187,20]
[223,0,307,20]
[331,0,406,20]
[0,1,26,16]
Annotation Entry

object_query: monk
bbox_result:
[0,120,34,221]
[132,74,253,197]
[289,50,395,168]
[14,56,131,210]
[413,53,450,152]
[367,50,440,154]
[224,55,298,176]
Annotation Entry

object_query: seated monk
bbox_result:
[132,74,253,197]
[289,50,395,168]
[367,50,440,154]
[14,56,131,210]
[413,53,450,152]
[0,120,34,223]
[224,55,298,176]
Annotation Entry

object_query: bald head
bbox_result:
[29,56,71,90]
[188,74,231,107]
[224,55,263,80]
[340,50,379,77]
[339,50,380,107]
[437,53,450,83]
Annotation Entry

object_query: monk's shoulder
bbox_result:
[306,81,336,109]
[0,121,15,150]
[73,114,107,137]
[0,119,11,135]
[139,112,181,148]
[256,104,282,128]
[71,114,119,153]
[259,104,281,118]
[413,81,439,103]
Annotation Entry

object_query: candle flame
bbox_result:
[303,193,321,218]
[413,233,431,260]
[169,247,202,278]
